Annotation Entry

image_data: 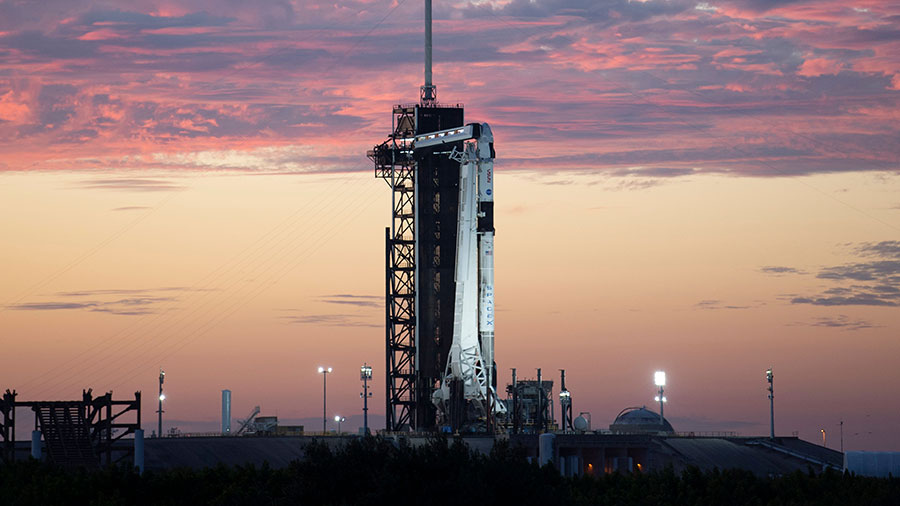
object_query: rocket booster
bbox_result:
[477,124,496,410]
[477,124,494,345]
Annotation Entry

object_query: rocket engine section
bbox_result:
[418,123,504,431]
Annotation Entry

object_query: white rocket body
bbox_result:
[424,123,504,420]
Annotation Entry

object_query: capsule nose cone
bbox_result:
[480,122,493,141]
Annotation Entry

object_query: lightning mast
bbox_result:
[422,0,436,104]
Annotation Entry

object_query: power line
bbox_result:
[0,191,179,316]
[20,0,413,396]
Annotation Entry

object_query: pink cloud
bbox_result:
[724,83,751,93]
[797,57,844,77]
[0,0,895,175]
[0,90,32,123]
[76,28,126,41]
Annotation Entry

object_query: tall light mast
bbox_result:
[767,368,774,439]
[157,369,165,437]
[654,371,666,425]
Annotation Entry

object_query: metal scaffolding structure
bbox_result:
[370,102,466,431]
[371,107,417,431]
[0,388,141,467]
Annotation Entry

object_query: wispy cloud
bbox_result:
[52,287,194,297]
[6,286,198,315]
[791,241,900,307]
[694,299,755,310]
[77,178,183,192]
[111,206,150,211]
[318,294,381,308]
[759,266,806,275]
[789,315,880,331]
[277,293,382,326]
[610,167,695,178]
[8,297,174,316]
[281,313,380,327]
[856,241,900,259]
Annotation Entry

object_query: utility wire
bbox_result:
[25,174,374,396]
[22,0,412,396]
[0,191,179,316]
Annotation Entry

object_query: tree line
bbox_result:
[1,436,897,505]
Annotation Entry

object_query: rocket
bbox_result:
[417,123,504,421]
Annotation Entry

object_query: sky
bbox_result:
[0,0,898,450]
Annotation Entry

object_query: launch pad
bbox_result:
[369,0,500,433]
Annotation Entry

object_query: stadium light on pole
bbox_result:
[654,371,666,426]
[767,368,775,440]
[157,369,165,438]
[360,364,373,435]
[318,366,332,433]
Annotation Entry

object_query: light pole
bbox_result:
[559,390,571,433]
[334,415,345,433]
[766,368,775,440]
[360,364,373,435]
[559,369,572,433]
[654,371,667,426]
[157,369,165,438]
[318,366,332,433]
[821,428,827,447]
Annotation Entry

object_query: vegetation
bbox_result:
[1,436,897,505]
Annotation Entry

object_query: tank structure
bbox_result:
[370,0,500,432]
[609,406,675,434]
[505,378,554,434]
[222,390,231,434]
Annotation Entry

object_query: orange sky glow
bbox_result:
[0,0,898,450]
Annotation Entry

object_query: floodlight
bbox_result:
[654,371,666,387]
[360,363,373,434]
[159,393,165,401]
[334,415,341,422]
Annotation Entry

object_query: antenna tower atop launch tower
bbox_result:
[421,0,437,104]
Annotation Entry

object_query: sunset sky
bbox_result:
[1,0,898,450]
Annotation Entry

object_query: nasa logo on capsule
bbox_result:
[486,189,492,195]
